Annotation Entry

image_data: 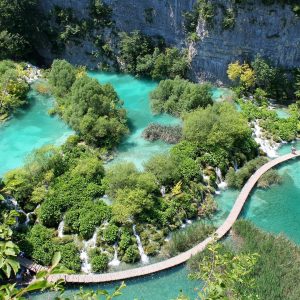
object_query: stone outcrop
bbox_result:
[37,0,300,83]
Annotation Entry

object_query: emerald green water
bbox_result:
[0,89,73,176]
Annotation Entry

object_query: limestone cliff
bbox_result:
[38,0,300,83]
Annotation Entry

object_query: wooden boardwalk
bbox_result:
[20,151,300,283]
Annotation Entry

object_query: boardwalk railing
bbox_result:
[19,151,300,283]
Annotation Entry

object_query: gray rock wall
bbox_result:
[38,0,300,82]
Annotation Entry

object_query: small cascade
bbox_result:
[80,228,98,274]
[160,186,166,197]
[215,167,227,190]
[253,121,279,158]
[108,243,120,267]
[233,160,238,171]
[132,225,149,264]
[57,220,65,238]
[24,212,34,226]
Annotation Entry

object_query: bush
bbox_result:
[226,157,269,189]
[90,252,109,273]
[150,76,213,116]
[57,242,81,272]
[102,224,119,245]
[122,245,140,263]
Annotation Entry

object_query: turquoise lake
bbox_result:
[0,89,73,176]
[1,72,299,299]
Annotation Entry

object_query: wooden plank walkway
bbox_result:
[19,151,300,283]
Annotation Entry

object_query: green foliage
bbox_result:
[183,0,215,40]
[112,188,154,224]
[163,223,214,257]
[187,237,259,300]
[0,0,40,60]
[90,250,109,273]
[222,8,236,30]
[48,59,76,97]
[183,102,257,169]
[0,60,30,119]
[239,99,300,142]
[56,242,81,272]
[228,56,295,101]
[102,224,119,245]
[0,211,20,279]
[49,60,128,148]
[103,162,158,197]
[90,0,112,27]
[232,220,300,299]
[25,224,55,266]
[122,245,140,263]
[119,31,189,79]
[226,157,269,189]
[150,77,213,116]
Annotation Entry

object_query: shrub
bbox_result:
[122,245,140,263]
[90,252,109,273]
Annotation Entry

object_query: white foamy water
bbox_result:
[215,167,228,189]
[80,228,99,273]
[108,243,120,267]
[57,220,65,238]
[132,225,149,264]
[253,121,279,158]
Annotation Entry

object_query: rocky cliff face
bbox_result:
[38,0,300,83]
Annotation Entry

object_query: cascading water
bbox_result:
[57,220,65,238]
[253,121,279,158]
[80,228,98,274]
[132,225,149,264]
[108,243,120,267]
[215,167,227,190]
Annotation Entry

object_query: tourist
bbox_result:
[291,146,296,154]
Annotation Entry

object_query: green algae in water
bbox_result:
[88,71,181,170]
[0,89,73,176]
[31,265,199,300]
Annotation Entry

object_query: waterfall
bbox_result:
[108,243,120,267]
[160,186,166,197]
[233,160,238,171]
[215,167,227,190]
[253,121,279,158]
[80,228,98,273]
[132,225,149,264]
[57,220,65,238]
[24,212,34,226]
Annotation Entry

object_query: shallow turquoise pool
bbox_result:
[0,89,73,176]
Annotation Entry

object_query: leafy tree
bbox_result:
[48,59,76,97]
[112,188,154,224]
[183,102,257,169]
[0,0,41,59]
[150,76,212,116]
[90,251,109,273]
[119,31,188,79]
[0,60,30,119]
